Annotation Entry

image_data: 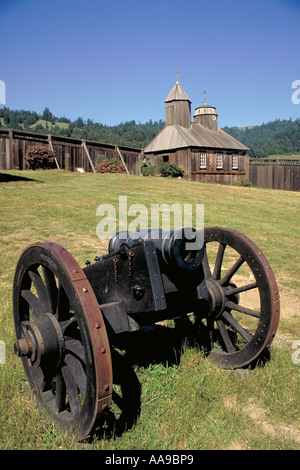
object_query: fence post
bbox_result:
[82,140,96,173]
[47,135,60,169]
[7,129,14,169]
[5,132,10,170]
[115,145,130,174]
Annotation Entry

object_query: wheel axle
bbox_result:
[14,313,64,367]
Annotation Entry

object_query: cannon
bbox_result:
[13,226,280,439]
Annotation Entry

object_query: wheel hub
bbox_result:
[14,313,64,368]
[206,278,225,319]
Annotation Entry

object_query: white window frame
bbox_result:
[232,155,238,170]
[200,153,207,169]
[216,153,223,169]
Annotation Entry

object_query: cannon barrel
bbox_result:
[108,227,204,272]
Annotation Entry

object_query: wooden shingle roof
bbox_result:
[164,81,191,103]
[144,123,249,153]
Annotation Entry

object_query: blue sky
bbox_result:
[0,0,299,127]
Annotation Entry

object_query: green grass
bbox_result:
[29,119,70,130]
[0,170,299,450]
[0,118,69,130]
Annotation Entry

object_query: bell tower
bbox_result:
[164,72,191,128]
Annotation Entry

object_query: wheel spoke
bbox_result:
[42,266,58,314]
[59,316,77,334]
[30,366,51,392]
[207,318,215,350]
[21,289,46,317]
[220,256,244,286]
[202,249,212,277]
[213,243,226,280]
[216,319,235,353]
[56,372,66,412]
[225,300,260,318]
[56,283,70,321]
[28,270,49,310]
[61,365,81,416]
[64,354,87,400]
[65,339,86,363]
[222,311,253,343]
[225,282,258,295]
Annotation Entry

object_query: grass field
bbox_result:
[0,170,299,450]
[0,118,69,130]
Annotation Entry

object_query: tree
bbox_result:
[42,107,54,123]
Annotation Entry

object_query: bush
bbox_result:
[142,164,155,176]
[235,176,251,187]
[159,162,184,178]
[94,159,126,173]
[25,145,57,170]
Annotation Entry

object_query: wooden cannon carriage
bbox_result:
[13,227,280,439]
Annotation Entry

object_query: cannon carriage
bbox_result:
[13,226,280,439]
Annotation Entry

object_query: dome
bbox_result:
[193,104,218,117]
[193,104,218,131]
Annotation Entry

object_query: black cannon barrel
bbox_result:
[108,227,204,272]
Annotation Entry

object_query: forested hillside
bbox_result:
[1,106,300,157]
[223,119,300,158]
[0,107,164,148]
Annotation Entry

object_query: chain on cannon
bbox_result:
[13,226,280,439]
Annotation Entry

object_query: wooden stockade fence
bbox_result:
[1,128,299,191]
[248,158,300,192]
[0,129,142,174]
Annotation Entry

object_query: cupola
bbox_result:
[193,91,218,131]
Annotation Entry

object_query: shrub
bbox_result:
[94,159,126,173]
[235,176,251,187]
[25,145,57,170]
[159,162,184,178]
[142,164,155,176]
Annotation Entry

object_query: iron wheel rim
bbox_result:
[202,227,280,369]
[13,242,112,439]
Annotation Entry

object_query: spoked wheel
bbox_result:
[198,227,280,369]
[13,242,112,440]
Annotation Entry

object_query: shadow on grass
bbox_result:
[0,172,44,183]
[93,318,213,441]
[92,316,272,442]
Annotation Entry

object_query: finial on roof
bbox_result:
[203,90,207,105]
[176,70,179,83]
